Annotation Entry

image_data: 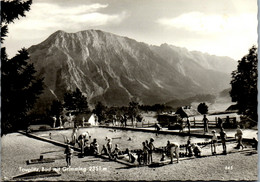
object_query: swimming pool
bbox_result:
[34,127,210,152]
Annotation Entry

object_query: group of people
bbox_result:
[101,137,124,160]
[63,120,251,167]
[64,132,100,167]
[185,139,202,157]
[141,138,155,165]
[210,125,245,155]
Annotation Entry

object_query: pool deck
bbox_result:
[17,130,136,167]
[98,125,255,143]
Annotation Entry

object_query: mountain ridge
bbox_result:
[28,29,237,109]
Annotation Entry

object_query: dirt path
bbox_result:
[1,133,258,181]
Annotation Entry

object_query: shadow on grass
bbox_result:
[243,151,257,156]
[115,166,138,170]
[82,159,101,162]
[41,150,64,154]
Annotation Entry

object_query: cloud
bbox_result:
[157,12,256,34]
[156,11,257,60]
[9,2,127,32]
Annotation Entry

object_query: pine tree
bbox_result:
[2,48,44,134]
[49,100,63,117]
[93,102,106,123]
[63,88,89,113]
[1,0,32,43]
[1,0,44,135]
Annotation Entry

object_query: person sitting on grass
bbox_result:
[126,148,137,163]
[90,138,99,155]
[111,144,123,160]
[252,137,258,150]
[160,152,166,161]
[136,150,144,165]
[166,141,180,164]
[101,145,108,155]
[191,144,201,157]
[211,130,218,155]
[185,138,193,156]
[64,145,74,167]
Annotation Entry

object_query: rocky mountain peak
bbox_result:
[28,29,237,108]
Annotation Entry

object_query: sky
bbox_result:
[3,0,258,60]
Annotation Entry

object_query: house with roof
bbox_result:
[175,106,201,118]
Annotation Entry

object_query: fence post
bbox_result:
[194,117,196,127]
[215,117,217,127]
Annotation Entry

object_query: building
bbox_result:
[175,106,200,118]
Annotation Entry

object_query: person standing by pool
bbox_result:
[235,125,244,149]
[142,142,149,165]
[78,135,85,155]
[218,118,223,129]
[155,123,162,136]
[202,115,209,134]
[59,115,63,128]
[166,141,179,164]
[211,130,217,155]
[219,127,227,154]
[64,145,74,167]
[187,118,191,134]
[52,116,57,128]
[106,138,113,156]
[71,126,78,145]
[148,138,155,164]
[68,113,73,127]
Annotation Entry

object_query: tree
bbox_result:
[2,48,44,134]
[1,0,32,43]
[128,101,139,125]
[93,102,106,123]
[63,88,89,113]
[197,103,208,114]
[230,46,258,122]
[49,100,63,117]
[1,0,44,135]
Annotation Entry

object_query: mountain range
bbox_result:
[28,30,237,109]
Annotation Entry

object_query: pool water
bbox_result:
[35,127,210,152]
